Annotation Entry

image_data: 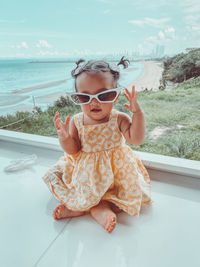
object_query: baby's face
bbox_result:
[76,72,116,123]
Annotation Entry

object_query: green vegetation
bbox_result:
[162,48,200,85]
[0,96,81,137]
[116,76,200,160]
[0,77,200,161]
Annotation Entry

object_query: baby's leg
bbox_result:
[53,204,85,220]
[90,201,117,233]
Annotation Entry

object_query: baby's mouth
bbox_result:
[91,108,102,112]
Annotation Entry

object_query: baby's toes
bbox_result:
[106,215,116,233]
[53,206,62,220]
[53,208,59,220]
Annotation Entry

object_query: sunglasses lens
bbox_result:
[71,94,90,104]
[98,91,117,102]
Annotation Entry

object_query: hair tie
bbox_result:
[109,63,120,72]
[117,56,130,69]
[73,59,87,76]
[75,59,85,67]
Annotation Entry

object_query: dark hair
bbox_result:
[71,56,130,90]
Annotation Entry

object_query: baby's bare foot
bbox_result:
[53,204,85,220]
[90,201,117,233]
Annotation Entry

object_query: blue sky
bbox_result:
[0,0,200,58]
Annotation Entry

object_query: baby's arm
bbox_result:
[118,111,145,145]
[54,112,81,154]
[118,85,145,145]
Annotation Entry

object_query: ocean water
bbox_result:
[0,59,143,116]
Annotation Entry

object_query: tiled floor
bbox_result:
[0,141,200,267]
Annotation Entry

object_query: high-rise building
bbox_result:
[155,45,165,58]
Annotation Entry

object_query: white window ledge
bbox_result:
[0,129,199,179]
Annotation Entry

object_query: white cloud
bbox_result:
[165,27,175,39]
[129,17,170,28]
[21,42,28,49]
[37,50,58,56]
[129,20,144,26]
[181,0,200,36]
[68,49,106,57]
[131,0,172,10]
[36,49,106,57]
[11,42,29,49]
[103,9,110,14]
[36,40,52,48]
[185,15,200,36]
[147,27,176,43]
[73,49,94,56]
[158,31,165,40]
[146,36,158,42]
[182,0,200,14]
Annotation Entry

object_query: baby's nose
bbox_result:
[90,97,100,104]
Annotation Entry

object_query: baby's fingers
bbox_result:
[54,118,62,129]
[124,103,131,111]
[131,85,135,96]
[124,92,130,102]
[131,85,138,99]
[65,116,70,125]
[125,88,131,98]
[54,112,60,126]
[54,111,60,121]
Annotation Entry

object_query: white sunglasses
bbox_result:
[66,87,124,105]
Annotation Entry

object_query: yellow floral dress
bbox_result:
[43,109,151,216]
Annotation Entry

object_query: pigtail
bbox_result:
[71,58,86,77]
[76,59,85,66]
[117,56,130,69]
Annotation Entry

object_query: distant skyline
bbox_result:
[0,0,200,58]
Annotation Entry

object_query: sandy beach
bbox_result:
[0,61,163,116]
[127,61,163,91]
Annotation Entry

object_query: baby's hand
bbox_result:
[124,85,141,113]
[54,111,70,141]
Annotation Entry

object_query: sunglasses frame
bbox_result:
[66,86,125,105]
